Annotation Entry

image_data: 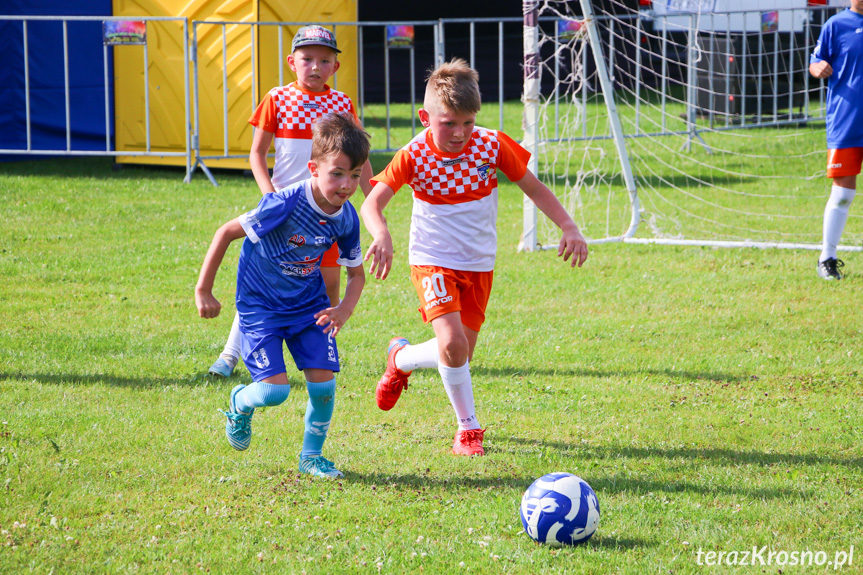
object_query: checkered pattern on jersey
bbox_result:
[408,128,500,205]
[272,85,355,139]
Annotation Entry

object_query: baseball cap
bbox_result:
[291,25,341,53]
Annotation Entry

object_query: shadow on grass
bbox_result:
[498,435,862,470]
[344,465,814,502]
[0,370,313,392]
[471,365,748,384]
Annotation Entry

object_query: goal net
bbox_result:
[521,0,862,252]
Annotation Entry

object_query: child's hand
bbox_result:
[364,234,393,280]
[314,306,350,336]
[195,289,222,319]
[559,227,589,268]
[810,60,833,79]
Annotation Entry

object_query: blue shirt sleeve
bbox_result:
[239,187,301,243]
[335,205,363,268]
[810,20,832,65]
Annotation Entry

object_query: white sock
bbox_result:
[221,312,243,361]
[438,361,480,431]
[820,185,856,262]
[395,338,440,372]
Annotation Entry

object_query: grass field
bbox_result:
[1,148,861,574]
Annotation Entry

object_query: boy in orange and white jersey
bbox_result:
[208,25,373,378]
[360,59,588,456]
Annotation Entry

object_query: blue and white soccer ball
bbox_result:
[520,472,600,546]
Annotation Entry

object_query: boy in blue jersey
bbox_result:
[195,113,368,478]
[809,0,863,280]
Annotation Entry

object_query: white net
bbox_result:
[525,0,862,250]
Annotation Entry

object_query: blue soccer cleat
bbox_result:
[209,356,236,378]
[222,384,254,451]
[298,455,343,478]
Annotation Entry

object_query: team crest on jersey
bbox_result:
[289,234,306,247]
[477,162,492,180]
[314,236,329,245]
[279,255,321,277]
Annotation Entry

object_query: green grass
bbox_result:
[1,155,861,574]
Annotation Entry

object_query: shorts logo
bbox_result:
[289,234,306,247]
[828,163,843,169]
[252,348,270,369]
[350,246,361,259]
[327,332,337,363]
[421,272,453,310]
[477,162,492,181]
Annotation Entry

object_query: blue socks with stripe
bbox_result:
[301,378,336,458]
[233,381,291,414]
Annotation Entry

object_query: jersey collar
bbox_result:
[304,179,343,218]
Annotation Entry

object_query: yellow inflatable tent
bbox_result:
[112,0,359,170]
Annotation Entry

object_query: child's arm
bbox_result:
[809,60,833,79]
[360,160,374,197]
[360,182,397,279]
[515,170,589,268]
[195,218,247,318]
[249,128,277,195]
[314,264,365,336]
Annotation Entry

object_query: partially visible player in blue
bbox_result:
[195,113,368,478]
[809,0,863,280]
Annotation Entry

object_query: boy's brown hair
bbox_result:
[311,113,370,169]
[423,58,481,115]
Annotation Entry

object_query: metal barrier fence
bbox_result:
[1,9,839,184]
[0,15,191,175]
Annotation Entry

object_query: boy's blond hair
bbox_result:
[423,58,481,115]
[311,113,371,169]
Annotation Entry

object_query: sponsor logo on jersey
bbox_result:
[304,102,321,110]
[314,236,329,245]
[829,162,843,169]
[442,157,465,167]
[289,234,306,247]
[477,162,492,180]
[279,255,321,277]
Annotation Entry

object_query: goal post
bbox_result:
[521,0,863,253]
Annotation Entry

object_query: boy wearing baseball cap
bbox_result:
[207,25,373,379]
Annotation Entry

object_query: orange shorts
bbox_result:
[321,244,340,267]
[409,265,494,332]
[826,148,863,179]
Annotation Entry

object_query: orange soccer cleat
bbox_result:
[452,428,486,456]
[375,337,412,411]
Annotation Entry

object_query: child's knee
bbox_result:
[439,337,469,367]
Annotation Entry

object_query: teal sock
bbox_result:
[234,381,290,414]
[300,378,336,458]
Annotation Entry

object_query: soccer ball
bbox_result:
[520,472,600,546]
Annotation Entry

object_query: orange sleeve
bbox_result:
[248,92,278,133]
[370,149,414,194]
[496,131,532,182]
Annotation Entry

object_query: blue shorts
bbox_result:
[241,319,339,381]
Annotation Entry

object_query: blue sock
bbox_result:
[234,381,290,414]
[300,378,336,458]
